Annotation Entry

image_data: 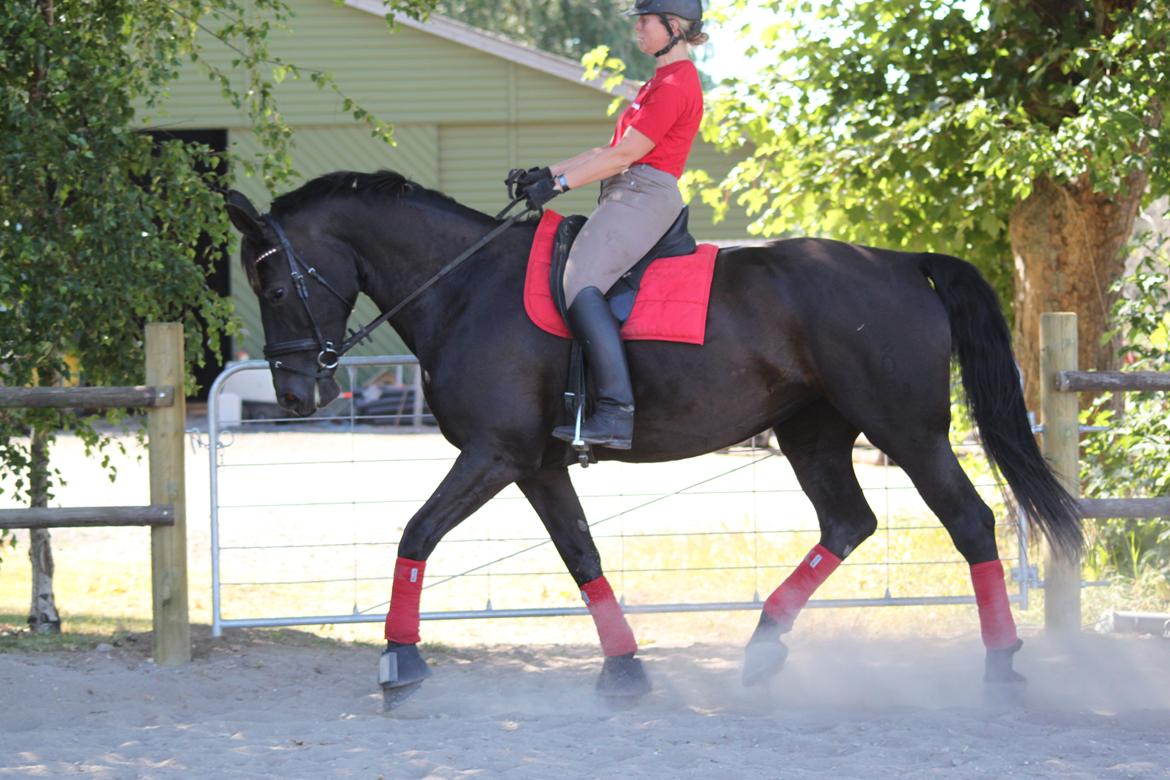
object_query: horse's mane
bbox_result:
[269,169,468,218]
[243,169,534,293]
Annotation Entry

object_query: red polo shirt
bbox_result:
[609,60,703,178]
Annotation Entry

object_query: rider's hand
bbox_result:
[520,166,551,187]
[505,168,528,199]
[523,173,561,211]
[506,166,551,201]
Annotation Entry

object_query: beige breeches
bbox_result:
[562,164,685,307]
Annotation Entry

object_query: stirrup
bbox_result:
[552,411,633,450]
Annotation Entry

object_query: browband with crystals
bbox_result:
[255,246,281,264]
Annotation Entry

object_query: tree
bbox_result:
[698,0,1169,405]
[0,0,435,631]
[435,0,660,82]
[1081,230,1170,593]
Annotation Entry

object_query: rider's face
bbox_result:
[635,14,677,56]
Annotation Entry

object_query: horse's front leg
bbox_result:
[380,450,528,710]
[517,467,651,702]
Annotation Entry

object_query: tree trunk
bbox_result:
[26,0,61,635]
[27,424,60,634]
[1009,171,1148,412]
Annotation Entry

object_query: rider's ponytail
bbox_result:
[674,16,709,46]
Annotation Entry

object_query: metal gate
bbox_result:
[207,357,1032,637]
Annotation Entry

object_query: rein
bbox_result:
[259,195,533,381]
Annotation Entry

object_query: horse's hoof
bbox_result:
[382,680,426,711]
[982,638,1026,706]
[379,643,432,711]
[984,638,1026,684]
[983,678,1027,708]
[596,653,651,703]
[742,639,788,687]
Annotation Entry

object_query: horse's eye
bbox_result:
[266,287,287,303]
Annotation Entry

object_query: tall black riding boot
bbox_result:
[552,286,635,449]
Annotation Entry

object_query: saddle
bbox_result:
[549,207,697,466]
[549,207,697,326]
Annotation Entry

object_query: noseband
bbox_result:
[255,196,534,383]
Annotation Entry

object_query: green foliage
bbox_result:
[435,0,659,82]
[0,0,435,563]
[582,44,633,117]
[699,0,1170,293]
[1081,226,1170,598]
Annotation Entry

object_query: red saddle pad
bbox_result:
[522,210,718,345]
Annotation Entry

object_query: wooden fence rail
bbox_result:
[0,323,189,665]
[0,386,175,409]
[0,506,175,529]
[1079,498,1170,519]
[1039,312,1170,635]
[1057,371,1170,393]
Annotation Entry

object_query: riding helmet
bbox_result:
[624,0,703,22]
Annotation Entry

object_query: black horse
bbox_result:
[226,170,1080,708]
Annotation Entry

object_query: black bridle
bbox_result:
[257,196,533,382]
[259,215,351,380]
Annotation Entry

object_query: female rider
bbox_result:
[514,0,708,450]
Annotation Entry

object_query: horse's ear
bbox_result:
[225,190,265,241]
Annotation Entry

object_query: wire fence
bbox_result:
[207,357,1031,637]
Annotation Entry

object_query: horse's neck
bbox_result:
[346,198,498,359]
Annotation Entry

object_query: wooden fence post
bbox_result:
[145,323,190,665]
[1039,313,1081,634]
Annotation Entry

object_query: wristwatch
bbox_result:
[556,173,571,192]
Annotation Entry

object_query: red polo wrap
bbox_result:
[763,544,841,630]
[384,556,426,644]
[970,559,1019,650]
[581,576,638,657]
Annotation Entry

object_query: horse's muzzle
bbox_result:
[315,376,341,409]
[275,375,340,417]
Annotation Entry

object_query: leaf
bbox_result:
[0,0,440,536]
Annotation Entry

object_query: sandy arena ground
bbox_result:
[1,628,1168,779]
[2,426,1169,777]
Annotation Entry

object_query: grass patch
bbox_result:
[0,612,151,654]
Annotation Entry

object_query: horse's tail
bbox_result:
[918,253,1082,557]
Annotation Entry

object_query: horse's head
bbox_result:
[226,190,360,417]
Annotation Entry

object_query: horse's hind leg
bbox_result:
[743,401,878,686]
[381,450,528,709]
[517,467,650,700]
[867,429,1025,688]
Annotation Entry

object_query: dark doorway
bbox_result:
[146,129,230,401]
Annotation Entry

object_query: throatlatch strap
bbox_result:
[385,556,427,644]
[763,544,842,631]
[581,576,638,656]
[970,559,1019,650]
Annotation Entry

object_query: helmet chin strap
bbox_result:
[653,14,683,57]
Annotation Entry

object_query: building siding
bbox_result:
[154,0,753,360]
[153,0,616,128]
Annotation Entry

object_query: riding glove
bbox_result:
[505,166,550,201]
[523,174,561,211]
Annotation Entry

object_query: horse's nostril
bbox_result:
[283,393,299,404]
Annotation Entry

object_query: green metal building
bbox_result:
[149,0,751,365]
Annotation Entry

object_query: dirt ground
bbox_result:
[2,427,1168,778]
[1,626,1169,779]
